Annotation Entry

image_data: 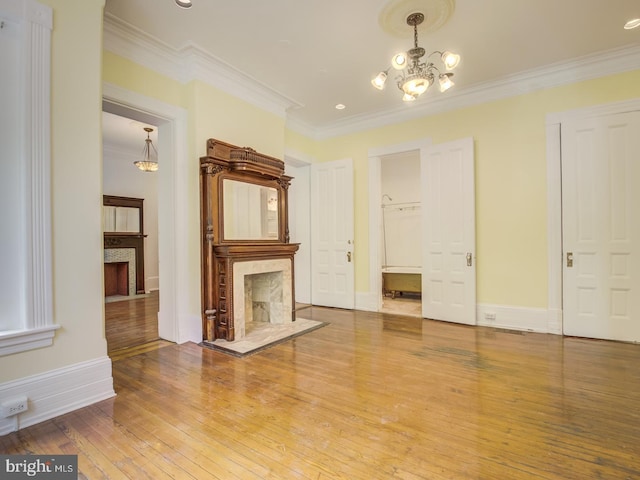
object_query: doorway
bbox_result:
[379,150,423,317]
[369,137,476,325]
[102,83,197,347]
[102,111,160,353]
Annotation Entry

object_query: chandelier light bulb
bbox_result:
[624,18,640,30]
[438,73,454,92]
[371,71,388,90]
[402,93,417,102]
[392,52,408,70]
[441,51,460,70]
[402,77,429,96]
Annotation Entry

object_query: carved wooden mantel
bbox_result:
[200,139,299,342]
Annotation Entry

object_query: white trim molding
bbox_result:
[0,357,115,435]
[0,0,58,356]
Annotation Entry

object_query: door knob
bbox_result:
[347,251,352,262]
[466,252,472,267]
[567,252,573,267]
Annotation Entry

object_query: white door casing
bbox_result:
[311,158,355,309]
[561,111,640,341]
[421,138,476,324]
[286,162,312,305]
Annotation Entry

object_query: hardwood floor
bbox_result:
[105,291,168,357]
[3,306,640,479]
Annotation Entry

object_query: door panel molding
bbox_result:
[310,158,354,309]
[546,98,640,338]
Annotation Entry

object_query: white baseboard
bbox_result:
[357,289,561,334]
[477,303,556,334]
[547,308,563,335]
[145,276,159,292]
[177,314,203,345]
[0,356,115,435]
[355,292,379,312]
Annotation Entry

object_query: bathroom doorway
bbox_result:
[379,150,422,317]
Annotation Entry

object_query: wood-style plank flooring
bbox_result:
[105,291,170,359]
[3,303,640,479]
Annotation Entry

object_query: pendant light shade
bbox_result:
[134,127,158,172]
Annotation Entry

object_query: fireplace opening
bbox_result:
[244,271,284,334]
[104,248,137,297]
[232,258,293,340]
[104,262,129,297]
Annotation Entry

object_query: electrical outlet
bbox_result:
[1,396,28,418]
[484,312,496,321]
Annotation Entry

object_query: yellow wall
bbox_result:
[314,70,640,308]
[0,0,107,383]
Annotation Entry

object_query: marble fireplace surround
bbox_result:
[233,258,293,340]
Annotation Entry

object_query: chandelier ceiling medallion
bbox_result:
[134,127,159,172]
[371,12,460,102]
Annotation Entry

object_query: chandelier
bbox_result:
[371,12,460,102]
[133,127,158,172]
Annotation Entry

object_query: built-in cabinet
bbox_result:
[200,139,298,342]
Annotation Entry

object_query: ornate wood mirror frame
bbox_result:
[199,139,299,341]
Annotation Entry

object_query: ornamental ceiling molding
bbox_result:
[103,13,640,141]
[102,13,303,121]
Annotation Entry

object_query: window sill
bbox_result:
[0,325,61,356]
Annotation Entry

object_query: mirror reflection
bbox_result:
[103,206,140,233]
[223,179,279,240]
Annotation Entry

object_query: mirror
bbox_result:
[223,179,279,240]
[103,206,141,233]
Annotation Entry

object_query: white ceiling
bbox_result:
[102,0,640,151]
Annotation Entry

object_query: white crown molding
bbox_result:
[103,13,302,120]
[104,12,640,140]
[312,44,640,140]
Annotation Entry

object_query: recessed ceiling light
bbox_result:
[175,0,192,9]
[335,104,346,110]
[624,18,640,29]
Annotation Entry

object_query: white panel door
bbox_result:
[562,111,640,341]
[421,138,476,324]
[311,158,355,309]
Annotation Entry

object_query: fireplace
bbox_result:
[200,139,299,342]
[233,258,293,339]
[104,248,136,297]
